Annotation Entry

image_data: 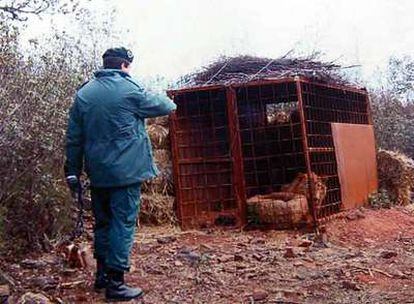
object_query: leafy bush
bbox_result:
[371,90,414,158]
[0,3,122,252]
[0,24,90,252]
[368,189,394,209]
[387,55,414,104]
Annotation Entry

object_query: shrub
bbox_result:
[371,91,414,158]
[368,189,394,209]
[0,23,91,252]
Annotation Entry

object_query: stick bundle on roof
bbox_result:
[180,53,353,87]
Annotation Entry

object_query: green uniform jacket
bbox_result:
[65,69,177,187]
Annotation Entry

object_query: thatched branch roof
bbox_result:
[179,53,357,88]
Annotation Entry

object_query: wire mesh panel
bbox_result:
[169,78,374,230]
[300,81,370,219]
[235,81,311,228]
[170,89,239,228]
[236,82,305,196]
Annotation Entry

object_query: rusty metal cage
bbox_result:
[168,77,376,229]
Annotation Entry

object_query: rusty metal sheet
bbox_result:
[332,123,378,210]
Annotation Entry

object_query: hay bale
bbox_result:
[247,173,327,227]
[247,192,309,227]
[142,169,173,195]
[141,119,175,224]
[377,149,414,205]
[143,149,174,195]
[153,149,172,171]
[139,193,176,225]
[147,124,169,149]
[147,115,170,128]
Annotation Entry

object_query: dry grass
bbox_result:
[147,124,169,150]
[146,115,170,128]
[142,149,174,195]
[141,118,176,225]
[377,149,414,205]
[139,193,176,225]
[247,192,309,227]
[153,149,172,171]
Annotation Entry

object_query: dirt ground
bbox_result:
[2,206,414,304]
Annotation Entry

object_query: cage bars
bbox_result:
[168,77,372,229]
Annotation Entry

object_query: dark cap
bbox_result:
[102,47,134,63]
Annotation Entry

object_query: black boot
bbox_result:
[94,258,108,291]
[105,269,143,301]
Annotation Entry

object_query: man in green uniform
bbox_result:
[64,47,176,301]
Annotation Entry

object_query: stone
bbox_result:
[251,238,266,245]
[20,259,47,269]
[252,289,269,301]
[17,292,52,304]
[236,263,247,270]
[294,273,305,280]
[342,280,361,291]
[284,247,296,258]
[217,254,233,263]
[298,239,313,247]
[380,250,398,259]
[30,276,58,290]
[187,252,201,263]
[346,209,365,221]
[157,236,177,244]
[174,260,183,267]
[252,253,263,261]
[177,250,201,265]
[145,266,164,275]
[234,253,244,262]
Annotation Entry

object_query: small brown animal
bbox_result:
[268,111,289,125]
[281,172,327,211]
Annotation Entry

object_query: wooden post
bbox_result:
[295,79,318,230]
[226,87,247,227]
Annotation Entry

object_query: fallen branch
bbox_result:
[371,268,394,278]
[60,280,85,289]
[353,265,394,278]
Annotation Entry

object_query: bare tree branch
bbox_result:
[0,0,79,21]
[0,0,50,20]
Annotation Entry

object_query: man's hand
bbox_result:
[66,175,80,198]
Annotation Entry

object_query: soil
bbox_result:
[1,206,414,303]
